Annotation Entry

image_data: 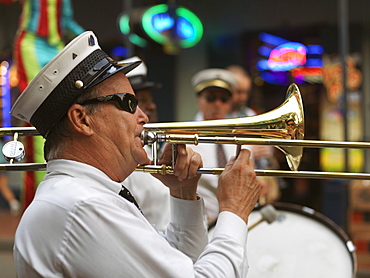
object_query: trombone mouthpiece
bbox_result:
[140,131,154,145]
[140,131,166,145]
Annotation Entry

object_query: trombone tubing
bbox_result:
[2,126,370,179]
[160,135,370,149]
[0,127,39,137]
[2,163,370,180]
[2,127,370,149]
[135,165,370,180]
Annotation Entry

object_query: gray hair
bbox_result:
[44,86,102,161]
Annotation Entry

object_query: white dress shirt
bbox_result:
[190,143,252,223]
[191,113,253,223]
[228,106,256,118]
[14,159,250,277]
[123,146,170,232]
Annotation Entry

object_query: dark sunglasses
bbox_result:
[78,93,138,114]
[204,94,231,103]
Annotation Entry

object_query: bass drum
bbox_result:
[209,202,357,278]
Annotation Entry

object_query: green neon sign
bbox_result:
[141,4,203,48]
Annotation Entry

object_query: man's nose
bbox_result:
[136,106,149,124]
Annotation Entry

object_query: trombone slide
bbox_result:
[3,163,370,180]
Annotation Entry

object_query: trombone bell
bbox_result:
[142,83,304,171]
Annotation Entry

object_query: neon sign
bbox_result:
[119,4,203,52]
[256,32,324,85]
[152,13,173,32]
[267,42,307,71]
[119,14,148,48]
[142,4,203,49]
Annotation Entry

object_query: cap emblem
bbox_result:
[88,35,95,46]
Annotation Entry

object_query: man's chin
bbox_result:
[211,115,224,120]
[138,150,151,165]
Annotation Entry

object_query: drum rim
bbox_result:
[252,202,358,277]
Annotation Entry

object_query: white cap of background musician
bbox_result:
[122,56,161,91]
[191,68,237,95]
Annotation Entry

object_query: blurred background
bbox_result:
[1,0,370,276]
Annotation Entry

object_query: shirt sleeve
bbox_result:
[165,196,208,262]
[60,196,248,278]
[195,211,249,277]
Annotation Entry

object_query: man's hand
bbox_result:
[151,144,202,200]
[217,149,261,223]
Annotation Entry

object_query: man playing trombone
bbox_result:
[12,31,261,277]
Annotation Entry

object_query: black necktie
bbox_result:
[119,185,142,214]
[217,144,227,168]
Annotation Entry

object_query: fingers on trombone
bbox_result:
[225,149,255,172]
[188,151,202,179]
[235,145,241,157]
[173,144,188,179]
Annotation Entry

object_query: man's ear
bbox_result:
[67,104,94,136]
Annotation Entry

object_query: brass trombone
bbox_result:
[2,83,370,180]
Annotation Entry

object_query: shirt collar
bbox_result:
[45,159,122,194]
